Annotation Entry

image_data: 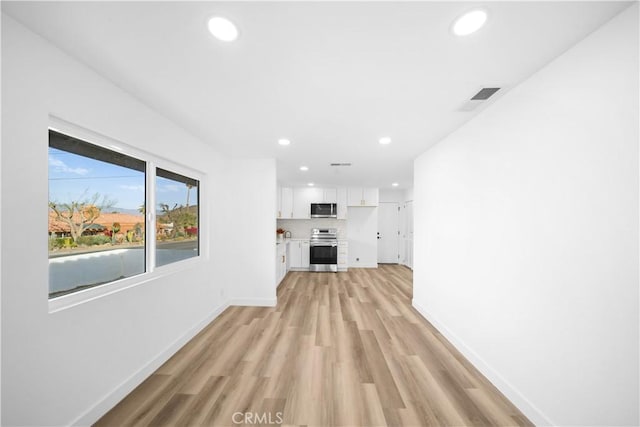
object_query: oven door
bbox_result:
[309,242,338,272]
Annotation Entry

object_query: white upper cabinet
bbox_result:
[276,184,282,218]
[309,188,324,203]
[347,187,379,207]
[292,187,342,218]
[285,186,353,218]
[347,188,360,206]
[292,188,309,219]
[276,186,293,218]
[292,187,321,218]
[362,188,379,206]
[281,187,293,218]
[323,188,337,203]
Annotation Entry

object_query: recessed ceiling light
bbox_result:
[452,9,488,36]
[300,166,309,171]
[392,183,399,187]
[307,182,314,186]
[379,137,392,145]
[207,16,239,42]
[278,138,291,146]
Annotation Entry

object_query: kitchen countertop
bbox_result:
[277,237,347,245]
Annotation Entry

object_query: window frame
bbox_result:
[155,166,201,267]
[48,116,207,313]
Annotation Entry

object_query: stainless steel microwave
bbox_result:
[310,203,337,218]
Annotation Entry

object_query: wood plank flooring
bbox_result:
[96,265,533,427]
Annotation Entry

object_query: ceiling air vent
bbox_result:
[330,163,352,167]
[471,87,500,100]
[457,87,502,112]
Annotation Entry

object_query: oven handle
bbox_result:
[310,242,338,247]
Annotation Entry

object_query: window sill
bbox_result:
[48,255,204,314]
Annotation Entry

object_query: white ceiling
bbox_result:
[2,1,631,189]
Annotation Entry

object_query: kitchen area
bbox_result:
[275,186,381,285]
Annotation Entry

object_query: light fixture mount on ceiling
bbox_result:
[452,9,488,36]
[208,16,239,42]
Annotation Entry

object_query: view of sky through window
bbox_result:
[48,147,191,211]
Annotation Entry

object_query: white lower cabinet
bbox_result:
[289,240,310,270]
[276,242,287,285]
[280,239,343,274]
[289,240,300,267]
[338,241,348,271]
[301,241,310,268]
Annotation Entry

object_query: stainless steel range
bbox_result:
[309,228,338,272]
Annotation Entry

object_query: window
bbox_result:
[48,128,202,301]
[156,168,199,267]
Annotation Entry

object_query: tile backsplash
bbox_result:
[277,219,347,239]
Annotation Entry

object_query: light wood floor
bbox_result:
[96,266,533,427]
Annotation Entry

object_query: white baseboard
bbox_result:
[411,300,553,427]
[71,301,230,426]
[229,297,277,307]
[348,263,378,269]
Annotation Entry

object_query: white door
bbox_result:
[406,201,414,269]
[377,202,399,264]
[399,203,407,264]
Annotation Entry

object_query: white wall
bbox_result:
[225,158,277,304]
[347,207,378,268]
[1,14,275,425]
[403,187,414,202]
[379,188,405,203]
[413,5,638,426]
